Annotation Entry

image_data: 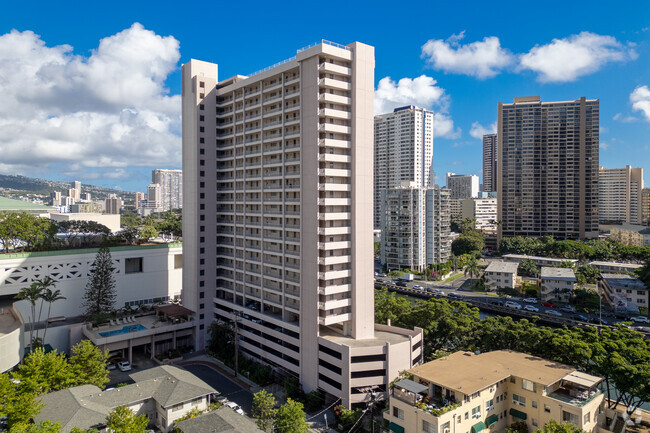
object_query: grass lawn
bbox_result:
[443,272,464,283]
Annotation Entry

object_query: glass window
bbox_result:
[522,379,536,392]
[472,406,481,418]
[532,401,538,409]
[563,411,579,424]
[512,394,526,407]
[486,399,494,411]
[423,421,436,433]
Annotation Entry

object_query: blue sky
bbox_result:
[1,0,649,192]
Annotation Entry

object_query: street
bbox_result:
[182,364,255,415]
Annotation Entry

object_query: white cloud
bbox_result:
[374,75,460,139]
[600,141,609,151]
[518,32,637,82]
[469,121,497,139]
[613,113,638,123]
[0,24,181,179]
[421,31,514,79]
[630,85,650,121]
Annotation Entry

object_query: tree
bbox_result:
[507,421,529,433]
[120,211,142,229]
[518,259,539,278]
[9,421,62,433]
[452,233,484,256]
[56,220,110,248]
[39,279,65,345]
[0,374,43,429]
[105,406,148,433]
[69,340,110,389]
[374,288,412,325]
[534,420,585,433]
[576,265,600,285]
[252,390,277,431]
[274,399,308,433]
[374,241,380,258]
[138,225,158,242]
[207,320,235,366]
[463,256,481,279]
[15,283,44,350]
[13,348,76,395]
[83,247,117,318]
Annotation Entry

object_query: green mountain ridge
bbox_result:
[0,174,136,201]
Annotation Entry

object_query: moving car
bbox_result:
[546,310,563,317]
[505,301,522,310]
[429,288,443,295]
[117,361,132,372]
[396,281,408,287]
[560,305,576,313]
[575,314,588,322]
[523,305,539,312]
[523,298,538,304]
[631,316,649,324]
[541,302,557,308]
[448,292,462,299]
[225,401,245,416]
[413,285,423,290]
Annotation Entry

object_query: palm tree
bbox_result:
[464,257,481,279]
[15,283,44,350]
[34,276,56,331]
[41,287,66,345]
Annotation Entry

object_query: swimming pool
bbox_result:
[99,324,147,337]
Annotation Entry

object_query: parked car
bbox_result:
[541,302,557,308]
[560,305,576,313]
[505,301,522,310]
[546,310,563,317]
[107,363,116,371]
[523,305,539,312]
[631,316,649,324]
[574,314,589,322]
[413,285,424,290]
[225,401,245,416]
[117,361,132,372]
[523,298,538,304]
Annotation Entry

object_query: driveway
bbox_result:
[182,364,254,415]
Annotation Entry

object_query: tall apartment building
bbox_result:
[482,133,498,193]
[426,186,452,265]
[152,169,183,211]
[105,194,122,214]
[50,191,62,207]
[374,106,434,229]
[134,192,145,210]
[498,96,599,240]
[182,41,423,408]
[643,188,650,226]
[598,166,643,224]
[146,183,162,212]
[445,173,479,199]
[461,197,498,233]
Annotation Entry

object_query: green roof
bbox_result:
[510,408,527,420]
[0,242,182,260]
[0,196,57,211]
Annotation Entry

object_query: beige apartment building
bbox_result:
[498,97,599,240]
[385,351,604,433]
[181,41,422,407]
[598,166,643,224]
[461,197,497,233]
[642,188,650,225]
[540,267,577,303]
[483,261,519,290]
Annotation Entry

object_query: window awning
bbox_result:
[389,422,405,433]
[485,414,499,427]
[471,421,486,433]
[394,379,429,394]
[509,408,527,420]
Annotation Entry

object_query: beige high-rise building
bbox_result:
[642,188,650,226]
[182,41,423,408]
[374,106,434,229]
[446,173,479,199]
[152,169,183,211]
[598,166,643,224]
[462,197,498,233]
[105,194,122,214]
[482,133,498,193]
[498,96,599,240]
[134,192,145,210]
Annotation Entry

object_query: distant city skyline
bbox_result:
[0,1,649,191]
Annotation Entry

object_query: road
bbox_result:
[182,364,255,415]
[375,279,650,334]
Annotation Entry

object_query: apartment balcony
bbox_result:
[284,102,300,112]
[318,62,352,75]
[318,212,351,221]
[263,107,282,118]
[318,255,351,265]
[318,138,351,149]
[318,168,351,177]
[318,184,351,192]
[318,123,351,135]
[318,153,351,163]
[391,381,463,418]
[318,198,350,206]
[319,108,352,120]
[318,77,352,91]
[317,226,350,236]
[318,269,352,280]
[263,94,283,104]
[318,284,351,296]
[318,93,351,105]
[264,81,283,92]
[318,312,351,326]
[319,298,352,311]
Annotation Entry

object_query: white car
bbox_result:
[413,285,423,290]
[225,401,245,415]
[505,301,522,310]
[117,361,132,372]
[429,289,443,295]
[631,316,649,324]
[546,310,563,317]
[523,298,538,304]
[524,305,539,312]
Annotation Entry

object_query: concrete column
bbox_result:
[172,330,177,349]
[151,336,156,359]
[128,340,133,364]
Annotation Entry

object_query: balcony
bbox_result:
[392,380,462,417]
[318,62,351,75]
[318,138,351,149]
[318,93,351,105]
[547,387,602,407]
[318,123,351,135]
[318,77,352,91]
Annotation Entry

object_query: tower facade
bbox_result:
[152,169,183,211]
[498,96,599,240]
[598,166,643,224]
[482,133,497,193]
[182,41,422,407]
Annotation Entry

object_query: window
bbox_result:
[199,292,204,299]
[522,379,536,392]
[544,405,551,413]
[510,377,516,384]
[563,411,578,425]
[532,401,537,409]
[440,421,450,433]
[532,419,538,427]
[486,399,494,411]
[125,257,143,274]
[172,403,184,411]
[174,254,183,269]
[471,391,480,399]
[199,81,205,88]
[393,407,404,420]
[472,406,481,419]
[200,115,205,121]
[423,421,435,433]
[465,412,469,420]
[512,394,526,407]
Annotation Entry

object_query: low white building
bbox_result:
[540,267,577,303]
[0,243,183,365]
[49,212,121,233]
[484,261,519,290]
[599,273,648,313]
[588,261,642,275]
[35,365,216,433]
[503,254,578,268]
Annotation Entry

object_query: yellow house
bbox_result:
[385,351,604,433]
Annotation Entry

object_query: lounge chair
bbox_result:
[116,319,122,325]
[110,319,115,326]
[127,317,133,323]
[130,316,136,323]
